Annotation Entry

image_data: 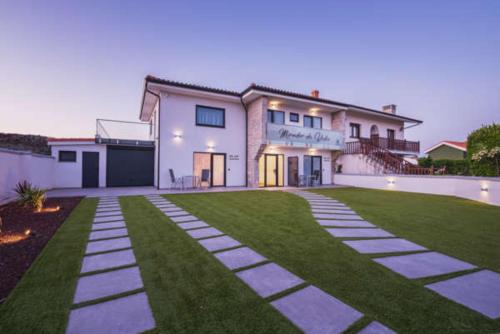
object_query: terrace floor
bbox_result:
[1,188,499,333]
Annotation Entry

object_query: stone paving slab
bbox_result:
[156,204,176,208]
[307,200,339,204]
[374,251,476,279]
[177,221,209,230]
[271,285,363,334]
[312,209,357,215]
[311,204,349,209]
[150,200,170,205]
[95,210,122,216]
[198,235,242,252]
[81,249,136,273]
[94,215,124,223]
[317,220,375,228]
[314,213,363,220]
[343,238,427,254]
[214,247,267,270]
[326,228,394,238]
[86,237,132,254]
[161,207,183,213]
[92,222,126,231]
[98,201,119,206]
[97,205,120,210]
[171,215,199,223]
[94,219,125,226]
[236,263,304,297]
[164,210,190,217]
[66,292,155,334]
[89,228,128,241]
[186,227,224,239]
[73,267,143,304]
[426,270,500,318]
[358,321,396,334]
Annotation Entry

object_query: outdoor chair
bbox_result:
[312,170,321,186]
[200,169,210,189]
[169,169,183,190]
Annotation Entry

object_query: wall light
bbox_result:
[207,142,216,151]
[481,185,489,192]
[173,132,183,140]
[387,178,396,185]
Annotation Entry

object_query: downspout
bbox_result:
[240,97,249,187]
[146,88,161,189]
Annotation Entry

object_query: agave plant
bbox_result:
[13,181,46,212]
[29,188,46,212]
[14,180,32,207]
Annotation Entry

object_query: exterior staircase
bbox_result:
[344,138,433,175]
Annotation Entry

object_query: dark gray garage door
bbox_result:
[106,146,154,187]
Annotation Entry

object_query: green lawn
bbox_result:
[1,189,499,333]
[167,189,500,333]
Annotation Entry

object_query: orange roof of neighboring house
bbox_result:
[47,137,95,142]
[424,140,467,153]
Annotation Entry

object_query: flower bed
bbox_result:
[0,197,82,302]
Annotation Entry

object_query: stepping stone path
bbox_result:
[66,197,156,334]
[292,190,500,322]
[144,194,376,333]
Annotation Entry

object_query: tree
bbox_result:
[467,123,500,176]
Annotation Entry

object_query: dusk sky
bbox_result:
[1,0,499,152]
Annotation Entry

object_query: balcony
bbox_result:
[345,137,420,154]
[266,123,344,150]
[95,119,154,147]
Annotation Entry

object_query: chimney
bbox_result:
[382,104,396,114]
[311,89,320,98]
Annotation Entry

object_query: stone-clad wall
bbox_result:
[246,97,267,187]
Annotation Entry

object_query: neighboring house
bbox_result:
[47,76,425,189]
[424,141,467,160]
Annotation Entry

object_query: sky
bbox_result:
[1,0,499,152]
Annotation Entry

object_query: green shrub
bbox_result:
[13,180,46,212]
[418,157,470,175]
[467,123,500,176]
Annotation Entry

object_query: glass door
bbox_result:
[258,154,284,187]
[304,155,322,186]
[211,153,226,187]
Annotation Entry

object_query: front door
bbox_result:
[82,152,99,188]
[387,129,395,149]
[210,153,226,187]
[288,156,299,187]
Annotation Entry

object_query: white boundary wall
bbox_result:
[0,148,55,204]
[334,174,500,206]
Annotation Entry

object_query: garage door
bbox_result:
[106,146,154,187]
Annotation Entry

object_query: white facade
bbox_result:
[155,92,247,188]
[49,141,107,188]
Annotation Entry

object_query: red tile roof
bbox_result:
[442,141,467,150]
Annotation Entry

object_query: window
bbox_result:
[59,150,76,162]
[350,123,361,138]
[290,113,299,122]
[304,116,322,129]
[387,129,395,140]
[196,105,225,128]
[267,110,285,124]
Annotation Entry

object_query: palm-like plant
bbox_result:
[14,181,46,212]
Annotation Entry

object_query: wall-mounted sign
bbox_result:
[229,154,239,160]
[266,123,344,150]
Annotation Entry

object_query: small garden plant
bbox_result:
[14,181,46,212]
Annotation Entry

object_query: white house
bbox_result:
[137,76,423,189]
